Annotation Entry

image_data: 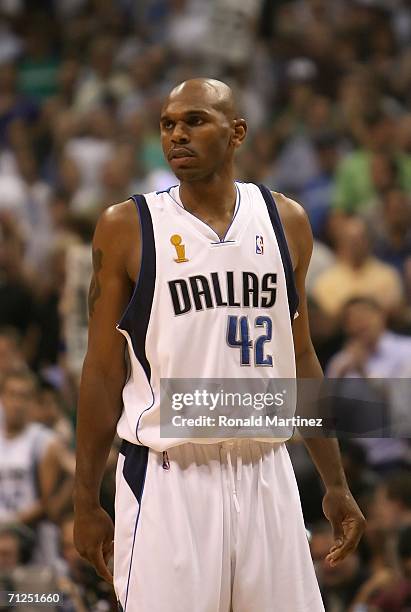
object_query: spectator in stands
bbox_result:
[327,297,411,379]
[17,16,60,103]
[332,109,411,215]
[366,153,400,213]
[0,524,63,610]
[31,381,74,447]
[0,369,71,561]
[312,218,404,318]
[61,107,115,216]
[372,187,411,280]
[73,35,131,114]
[0,215,36,361]
[0,61,38,148]
[326,297,411,463]
[299,131,339,240]
[12,146,53,272]
[369,526,411,611]
[339,440,379,513]
[373,472,411,532]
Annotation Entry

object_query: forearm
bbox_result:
[296,347,347,490]
[303,438,348,489]
[74,356,125,510]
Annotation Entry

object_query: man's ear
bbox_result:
[231,118,247,148]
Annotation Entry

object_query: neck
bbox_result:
[179,171,237,216]
[340,255,367,269]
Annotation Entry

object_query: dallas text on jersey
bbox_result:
[168,271,277,316]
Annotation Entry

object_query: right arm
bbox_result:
[74,200,140,582]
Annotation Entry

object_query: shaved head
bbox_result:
[160,77,246,182]
[164,78,237,120]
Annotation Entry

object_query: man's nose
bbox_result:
[171,122,189,143]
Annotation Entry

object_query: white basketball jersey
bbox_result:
[117,182,298,451]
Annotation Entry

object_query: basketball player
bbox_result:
[74,79,365,611]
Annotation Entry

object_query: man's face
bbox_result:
[160,94,235,182]
[340,220,370,266]
[30,389,59,428]
[1,377,34,432]
[343,303,384,347]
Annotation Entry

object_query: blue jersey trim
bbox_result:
[120,441,149,611]
[135,379,155,445]
[258,184,299,320]
[156,184,178,195]
[167,182,241,243]
[120,440,149,501]
[117,195,156,381]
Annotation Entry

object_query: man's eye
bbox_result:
[188,116,204,126]
[163,121,174,130]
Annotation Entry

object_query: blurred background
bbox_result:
[0,0,411,610]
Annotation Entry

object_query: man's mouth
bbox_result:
[169,148,196,160]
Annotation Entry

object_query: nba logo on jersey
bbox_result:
[256,235,264,254]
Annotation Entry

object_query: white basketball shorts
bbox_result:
[113,439,325,612]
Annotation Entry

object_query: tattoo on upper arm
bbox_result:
[88,248,103,317]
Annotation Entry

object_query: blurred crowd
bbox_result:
[1,0,411,610]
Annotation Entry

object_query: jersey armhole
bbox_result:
[117,194,156,381]
[258,184,299,320]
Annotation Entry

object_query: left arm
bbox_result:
[276,192,366,565]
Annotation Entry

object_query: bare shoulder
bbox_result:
[96,199,139,238]
[271,191,313,270]
[271,191,310,234]
[93,199,141,280]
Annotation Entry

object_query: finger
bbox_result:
[326,537,345,565]
[328,536,356,563]
[89,546,113,584]
[329,518,344,549]
[327,521,363,565]
[328,543,342,554]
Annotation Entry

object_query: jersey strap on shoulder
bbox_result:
[117,195,156,380]
[258,184,299,320]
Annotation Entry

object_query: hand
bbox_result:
[322,485,366,566]
[74,505,114,583]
